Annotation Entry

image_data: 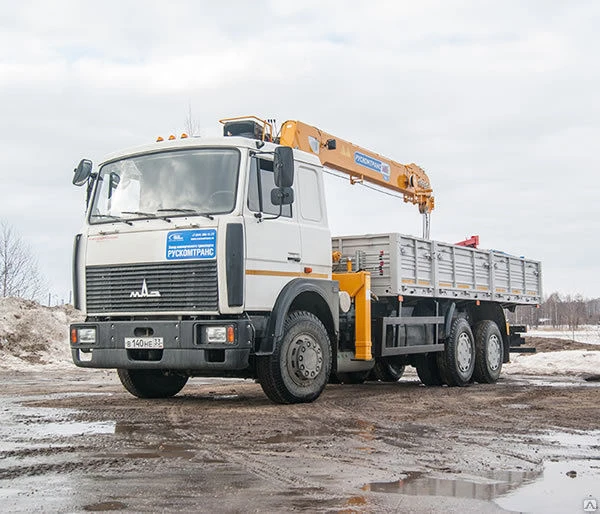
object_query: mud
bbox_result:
[524,336,599,353]
[0,369,598,513]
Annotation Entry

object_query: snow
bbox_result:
[504,350,600,376]
[502,326,600,376]
[526,326,600,346]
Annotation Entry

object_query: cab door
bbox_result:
[296,164,331,279]
[243,156,301,310]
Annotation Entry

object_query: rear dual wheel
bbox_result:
[473,320,503,383]
[437,317,475,387]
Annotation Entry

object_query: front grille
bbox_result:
[86,261,218,313]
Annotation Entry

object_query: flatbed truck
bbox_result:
[69,116,542,403]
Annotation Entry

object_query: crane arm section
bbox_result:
[279,120,434,214]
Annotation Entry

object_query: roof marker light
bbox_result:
[156,136,164,142]
[168,135,176,140]
[181,133,188,139]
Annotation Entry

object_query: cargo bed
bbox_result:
[332,233,542,305]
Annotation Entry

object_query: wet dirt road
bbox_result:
[0,369,598,513]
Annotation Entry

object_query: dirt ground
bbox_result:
[1,363,599,513]
[524,335,600,353]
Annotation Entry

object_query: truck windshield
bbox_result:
[89,148,240,224]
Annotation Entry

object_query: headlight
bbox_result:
[77,328,97,344]
[205,326,227,343]
[204,325,236,344]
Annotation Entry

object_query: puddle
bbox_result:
[24,420,116,438]
[365,459,600,513]
[123,443,195,460]
[496,459,600,513]
[0,394,116,453]
[364,469,540,501]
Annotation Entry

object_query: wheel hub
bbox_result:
[288,336,323,381]
[487,334,502,371]
[456,332,473,373]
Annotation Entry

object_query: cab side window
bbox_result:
[247,158,292,218]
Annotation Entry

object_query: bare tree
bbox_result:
[0,221,45,300]
[184,102,200,137]
[563,293,586,331]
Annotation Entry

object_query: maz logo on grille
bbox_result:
[130,279,161,298]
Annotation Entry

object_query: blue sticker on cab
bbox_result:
[166,229,216,260]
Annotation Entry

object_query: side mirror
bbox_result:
[271,187,294,205]
[273,147,294,188]
[73,159,93,186]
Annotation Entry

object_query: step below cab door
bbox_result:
[244,156,301,310]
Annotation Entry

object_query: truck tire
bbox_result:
[415,353,444,386]
[473,320,503,383]
[117,369,188,398]
[257,310,332,404]
[371,358,405,382]
[436,317,475,387]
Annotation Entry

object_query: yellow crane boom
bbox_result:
[278,120,435,215]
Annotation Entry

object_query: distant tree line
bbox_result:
[507,293,600,329]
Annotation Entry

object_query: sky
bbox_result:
[1,0,599,303]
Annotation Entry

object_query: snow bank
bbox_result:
[0,297,83,370]
[526,326,600,346]
[504,350,600,376]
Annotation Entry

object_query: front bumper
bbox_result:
[70,319,253,371]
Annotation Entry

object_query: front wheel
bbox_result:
[473,320,504,383]
[257,311,332,404]
[117,369,188,398]
[436,317,475,387]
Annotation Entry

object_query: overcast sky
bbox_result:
[1,0,598,302]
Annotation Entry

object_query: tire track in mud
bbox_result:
[0,458,125,480]
[302,383,546,477]
[216,449,322,490]
[168,422,326,491]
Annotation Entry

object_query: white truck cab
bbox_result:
[71,129,340,403]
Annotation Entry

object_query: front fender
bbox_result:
[255,278,339,355]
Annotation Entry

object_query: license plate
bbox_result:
[124,337,164,349]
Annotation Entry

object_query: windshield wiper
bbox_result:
[122,210,157,217]
[122,211,172,223]
[157,208,214,220]
[90,214,133,226]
